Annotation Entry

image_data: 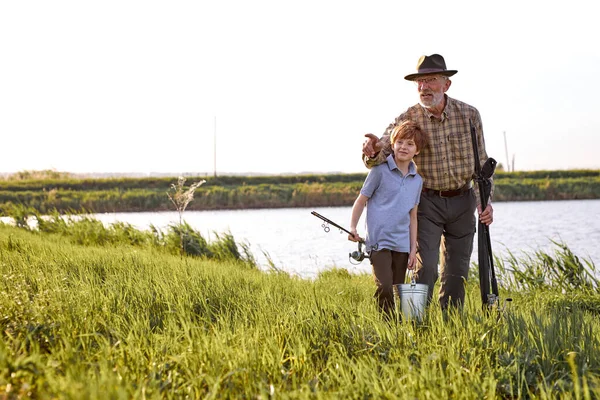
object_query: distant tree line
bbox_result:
[1,170,599,215]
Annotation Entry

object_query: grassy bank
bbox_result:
[1,219,599,398]
[1,170,599,214]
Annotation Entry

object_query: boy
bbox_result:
[349,120,427,314]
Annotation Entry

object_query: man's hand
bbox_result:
[363,133,382,158]
[477,203,494,225]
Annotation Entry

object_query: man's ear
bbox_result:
[444,79,452,92]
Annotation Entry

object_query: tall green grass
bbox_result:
[1,209,256,267]
[497,240,599,293]
[1,223,599,398]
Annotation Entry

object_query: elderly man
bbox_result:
[362,54,494,309]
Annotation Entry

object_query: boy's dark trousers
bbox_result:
[370,249,409,314]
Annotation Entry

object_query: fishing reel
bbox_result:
[481,157,497,179]
[349,242,370,263]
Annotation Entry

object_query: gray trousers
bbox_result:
[415,189,476,309]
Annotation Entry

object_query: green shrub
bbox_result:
[495,240,598,293]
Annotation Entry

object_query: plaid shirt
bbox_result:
[364,95,493,204]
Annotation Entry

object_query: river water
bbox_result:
[92,199,600,279]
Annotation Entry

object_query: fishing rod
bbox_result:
[311,211,370,263]
[470,120,511,312]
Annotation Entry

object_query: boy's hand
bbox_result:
[348,230,362,242]
[407,250,417,270]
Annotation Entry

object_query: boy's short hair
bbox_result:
[390,120,428,152]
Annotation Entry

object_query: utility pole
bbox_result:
[503,131,510,172]
[213,116,217,178]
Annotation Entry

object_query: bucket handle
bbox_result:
[409,270,417,287]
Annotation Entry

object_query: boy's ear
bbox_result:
[414,150,420,156]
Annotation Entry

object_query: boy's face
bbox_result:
[393,138,419,162]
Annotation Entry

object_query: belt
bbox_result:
[422,185,471,198]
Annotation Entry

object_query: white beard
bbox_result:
[419,91,445,109]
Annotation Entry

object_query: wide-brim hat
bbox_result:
[404,54,457,81]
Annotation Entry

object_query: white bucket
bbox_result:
[394,279,428,321]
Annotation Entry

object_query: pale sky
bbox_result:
[1,1,598,175]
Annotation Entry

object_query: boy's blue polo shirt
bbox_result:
[360,154,422,253]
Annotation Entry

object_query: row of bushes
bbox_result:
[2,170,599,192]
[1,173,599,214]
[492,177,600,201]
[0,173,369,192]
[0,182,364,213]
